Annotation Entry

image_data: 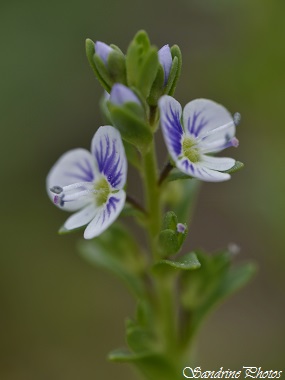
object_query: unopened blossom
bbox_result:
[158,45,173,85]
[95,41,113,64]
[47,126,127,239]
[109,83,141,106]
[159,95,239,182]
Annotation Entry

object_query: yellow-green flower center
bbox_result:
[182,137,200,163]
[94,177,110,206]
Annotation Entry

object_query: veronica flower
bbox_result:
[47,126,127,239]
[158,44,173,85]
[159,95,239,182]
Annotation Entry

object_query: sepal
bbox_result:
[222,160,244,174]
[126,30,159,99]
[147,65,165,106]
[165,45,182,96]
[148,44,182,105]
[86,39,111,92]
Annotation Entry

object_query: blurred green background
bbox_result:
[1,0,285,378]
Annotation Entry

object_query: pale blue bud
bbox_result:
[95,41,113,64]
[110,84,140,106]
[158,44,173,85]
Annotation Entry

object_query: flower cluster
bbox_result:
[47,31,240,239]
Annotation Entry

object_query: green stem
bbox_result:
[141,140,180,368]
[142,140,161,257]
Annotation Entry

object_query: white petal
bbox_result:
[83,190,126,239]
[183,99,235,144]
[91,126,127,190]
[47,149,96,211]
[176,158,231,182]
[201,155,235,171]
[64,204,97,230]
[158,95,184,161]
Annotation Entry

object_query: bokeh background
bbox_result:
[1,0,285,378]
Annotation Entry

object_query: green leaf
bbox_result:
[222,160,244,174]
[108,103,152,153]
[153,252,201,274]
[78,224,145,298]
[126,30,151,86]
[108,349,179,380]
[180,250,256,339]
[126,321,157,353]
[126,30,159,99]
[137,47,159,98]
[158,229,179,256]
[108,348,148,362]
[163,211,178,230]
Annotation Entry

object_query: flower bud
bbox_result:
[107,84,152,153]
[95,41,113,64]
[86,38,126,92]
[110,84,141,106]
[158,44,173,85]
[158,211,188,257]
[148,44,182,106]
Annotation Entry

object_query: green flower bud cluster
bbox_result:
[158,211,188,256]
[86,30,182,153]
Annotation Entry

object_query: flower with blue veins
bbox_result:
[159,95,239,182]
[47,126,127,239]
[158,44,173,85]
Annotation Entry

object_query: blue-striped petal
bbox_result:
[183,99,235,145]
[159,95,184,160]
[46,148,96,211]
[83,190,126,239]
[176,158,231,182]
[92,126,127,190]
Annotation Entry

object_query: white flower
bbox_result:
[47,126,127,239]
[159,95,239,182]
